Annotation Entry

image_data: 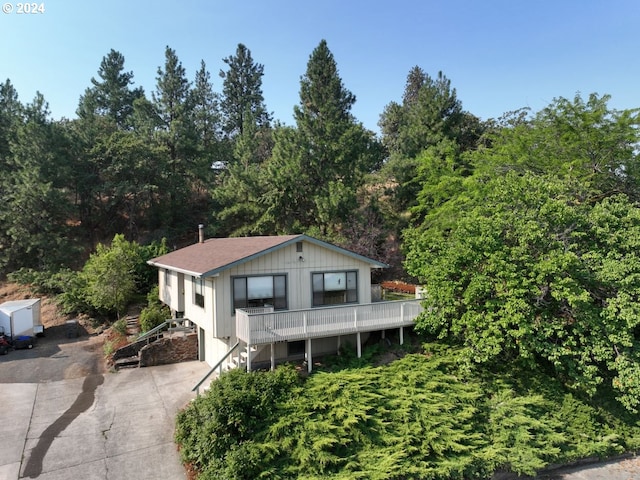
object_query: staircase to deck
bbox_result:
[192,343,264,395]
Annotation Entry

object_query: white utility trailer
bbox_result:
[0,299,44,338]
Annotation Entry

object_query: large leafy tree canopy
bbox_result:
[476,94,640,198]
[404,94,640,411]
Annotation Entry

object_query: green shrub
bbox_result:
[139,286,170,332]
[112,318,128,336]
[139,303,169,333]
[175,365,299,477]
[175,344,640,480]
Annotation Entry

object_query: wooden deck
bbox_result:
[236,299,423,346]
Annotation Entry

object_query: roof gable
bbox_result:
[148,234,387,277]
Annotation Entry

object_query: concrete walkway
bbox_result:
[0,361,210,480]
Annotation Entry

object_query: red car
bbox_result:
[0,336,11,355]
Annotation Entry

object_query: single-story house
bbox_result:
[148,229,422,372]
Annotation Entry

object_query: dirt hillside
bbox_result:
[0,283,71,329]
[0,282,105,339]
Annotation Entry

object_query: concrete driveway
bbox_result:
[0,332,209,480]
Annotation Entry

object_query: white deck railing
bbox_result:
[236,299,423,346]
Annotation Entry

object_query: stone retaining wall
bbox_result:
[139,333,198,367]
[112,341,145,361]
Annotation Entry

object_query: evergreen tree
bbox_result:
[378,67,483,216]
[190,60,226,194]
[262,40,383,237]
[77,49,144,129]
[0,93,76,274]
[191,60,223,155]
[0,79,21,167]
[211,111,273,236]
[152,46,200,227]
[219,43,271,137]
[213,44,278,236]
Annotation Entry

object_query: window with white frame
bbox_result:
[164,269,171,287]
[233,275,287,312]
[193,276,204,308]
[312,271,358,306]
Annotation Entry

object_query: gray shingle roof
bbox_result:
[147,234,387,277]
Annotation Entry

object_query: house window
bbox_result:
[296,241,303,252]
[193,276,204,308]
[312,271,358,306]
[164,269,171,287]
[233,275,287,312]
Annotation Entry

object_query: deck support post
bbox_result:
[246,343,252,372]
[357,332,362,358]
[381,330,386,339]
[337,335,341,354]
[270,343,275,371]
[306,338,312,373]
[399,327,404,345]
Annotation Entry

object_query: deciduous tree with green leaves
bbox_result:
[81,234,139,318]
[404,94,640,411]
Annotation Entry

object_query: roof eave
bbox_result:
[146,260,219,278]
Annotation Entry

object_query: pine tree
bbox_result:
[211,111,273,236]
[262,40,382,237]
[152,46,199,227]
[0,93,75,273]
[378,67,483,216]
[219,43,271,137]
[0,79,21,166]
[190,60,225,193]
[77,49,144,129]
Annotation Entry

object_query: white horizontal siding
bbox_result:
[213,239,380,340]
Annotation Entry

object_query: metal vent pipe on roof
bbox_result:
[198,224,204,244]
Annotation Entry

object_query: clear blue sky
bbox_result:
[1,0,638,133]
